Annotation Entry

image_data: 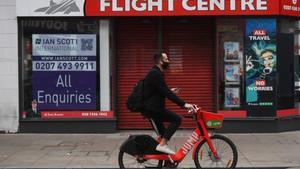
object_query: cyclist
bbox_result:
[142,52,195,154]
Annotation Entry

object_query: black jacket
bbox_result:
[26,109,40,118]
[142,65,185,117]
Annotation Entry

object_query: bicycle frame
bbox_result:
[144,109,220,162]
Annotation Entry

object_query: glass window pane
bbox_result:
[19,18,99,120]
[217,18,245,110]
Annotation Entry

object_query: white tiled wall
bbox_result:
[0,0,18,132]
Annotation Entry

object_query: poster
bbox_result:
[224,88,240,108]
[245,19,277,117]
[32,34,97,111]
[225,64,240,85]
[224,42,240,62]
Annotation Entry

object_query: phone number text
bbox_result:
[32,61,96,71]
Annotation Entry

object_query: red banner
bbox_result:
[85,0,280,16]
[280,0,300,16]
[41,111,114,119]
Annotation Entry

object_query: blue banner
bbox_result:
[32,34,97,110]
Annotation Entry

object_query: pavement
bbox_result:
[0,130,299,169]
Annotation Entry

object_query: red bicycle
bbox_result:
[118,106,238,169]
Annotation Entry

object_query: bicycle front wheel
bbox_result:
[194,134,238,169]
[118,150,163,169]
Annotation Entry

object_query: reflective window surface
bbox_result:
[19,18,100,120]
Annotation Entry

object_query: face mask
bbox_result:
[162,61,169,69]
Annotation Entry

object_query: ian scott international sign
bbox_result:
[32,34,97,110]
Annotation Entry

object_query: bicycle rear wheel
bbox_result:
[194,134,238,169]
[118,150,163,169]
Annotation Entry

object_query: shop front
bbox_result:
[16,0,299,133]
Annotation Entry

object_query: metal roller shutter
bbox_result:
[162,18,215,128]
[116,18,158,129]
[116,18,215,129]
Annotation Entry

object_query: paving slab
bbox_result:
[0,130,299,168]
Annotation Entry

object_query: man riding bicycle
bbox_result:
[142,52,195,155]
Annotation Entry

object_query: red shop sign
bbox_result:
[85,0,280,16]
[41,111,114,119]
[280,0,300,16]
[16,0,299,17]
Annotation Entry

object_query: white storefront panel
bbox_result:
[16,0,85,17]
[0,0,18,132]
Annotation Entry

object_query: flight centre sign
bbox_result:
[93,0,274,15]
[16,0,299,17]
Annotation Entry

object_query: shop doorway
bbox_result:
[116,18,215,129]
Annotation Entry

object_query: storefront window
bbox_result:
[292,20,300,101]
[296,23,300,104]
[217,18,278,117]
[278,18,299,107]
[19,18,99,120]
[217,19,245,110]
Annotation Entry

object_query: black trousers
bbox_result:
[148,109,182,141]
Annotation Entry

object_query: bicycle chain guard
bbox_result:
[164,160,179,168]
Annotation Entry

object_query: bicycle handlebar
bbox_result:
[187,104,201,114]
[183,104,201,119]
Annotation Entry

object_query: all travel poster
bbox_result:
[245,19,277,117]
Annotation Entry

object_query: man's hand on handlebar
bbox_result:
[184,103,199,113]
[171,87,180,94]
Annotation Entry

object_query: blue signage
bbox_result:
[32,34,97,110]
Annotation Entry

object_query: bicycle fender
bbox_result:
[119,135,140,156]
[120,135,163,155]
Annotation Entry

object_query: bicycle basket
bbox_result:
[202,111,224,129]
